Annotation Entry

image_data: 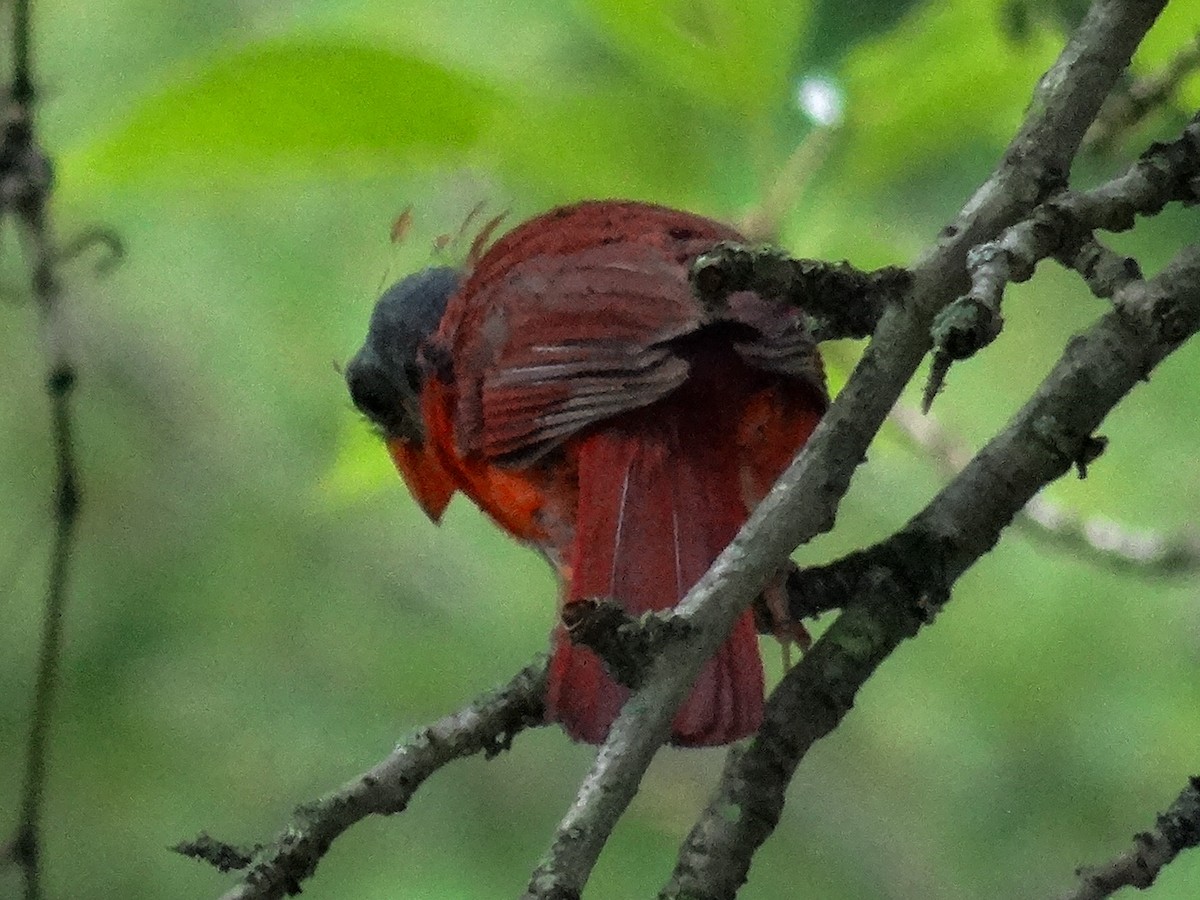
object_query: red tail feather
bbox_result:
[545,348,766,746]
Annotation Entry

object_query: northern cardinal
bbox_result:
[346,200,826,746]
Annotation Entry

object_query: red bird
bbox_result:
[346,200,826,746]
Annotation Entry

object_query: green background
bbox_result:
[3,0,1199,897]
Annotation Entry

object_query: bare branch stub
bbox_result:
[173,834,261,875]
[1060,775,1200,900]
[1058,236,1142,300]
[690,242,910,343]
[765,561,852,626]
[922,284,1004,412]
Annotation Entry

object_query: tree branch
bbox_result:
[522,2,1168,897]
[204,659,547,900]
[1059,775,1200,900]
[174,834,261,875]
[690,243,910,342]
[1059,235,1143,301]
[923,110,1200,409]
[1022,495,1200,575]
[661,245,1200,898]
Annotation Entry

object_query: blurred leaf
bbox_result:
[484,83,726,209]
[575,0,812,119]
[63,40,500,189]
[839,0,1063,183]
[334,0,584,88]
[804,0,925,67]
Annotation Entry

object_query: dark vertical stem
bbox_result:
[12,0,32,102]
[5,2,83,899]
[15,360,78,900]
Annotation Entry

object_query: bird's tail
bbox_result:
[545,403,763,746]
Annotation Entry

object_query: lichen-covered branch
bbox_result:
[690,243,910,342]
[661,246,1200,898]
[201,660,546,900]
[1059,775,1200,900]
[923,110,1200,409]
[522,2,1167,897]
[560,600,694,690]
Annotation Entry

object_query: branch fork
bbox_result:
[923,112,1200,411]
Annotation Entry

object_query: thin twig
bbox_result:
[1087,33,1200,153]
[738,123,839,243]
[53,226,125,273]
[1059,775,1200,900]
[12,0,32,104]
[206,659,547,900]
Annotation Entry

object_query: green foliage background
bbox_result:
[2,0,1199,897]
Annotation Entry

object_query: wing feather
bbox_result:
[443,241,705,458]
[429,200,824,464]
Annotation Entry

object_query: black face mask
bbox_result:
[345,266,462,443]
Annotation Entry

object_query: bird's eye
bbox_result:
[403,361,422,393]
[346,361,395,424]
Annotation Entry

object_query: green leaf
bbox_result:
[575,0,812,119]
[483,83,728,209]
[62,40,499,190]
